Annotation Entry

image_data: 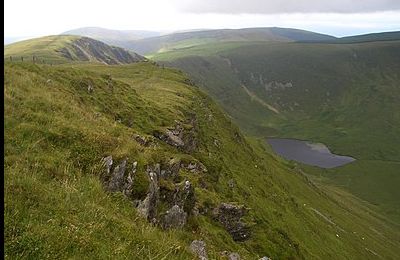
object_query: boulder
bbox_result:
[190,240,208,260]
[162,205,187,229]
[213,203,250,242]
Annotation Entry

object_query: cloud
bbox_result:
[174,0,400,14]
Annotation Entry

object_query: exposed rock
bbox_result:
[137,167,159,221]
[101,156,137,197]
[259,257,271,260]
[107,159,127,192]
[213,203,250,242]
[228,179,235,189]
[162,205,187,229]
[175,180,196,214]
[153,116,197,152]
[181,161,207,174]
[87,84,93,93]
[102,156,113,179]
[190,240,208,260]
[133,134,154,147]
[228,252,241,260]
[123,161,137,198]
[166,130,185,147]
[153,129,185,148]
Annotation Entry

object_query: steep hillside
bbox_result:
[4,35,145,64]
[5,59,400,258]
[62,27,161,49]
[153,39,400,221]
[128,27,336,55]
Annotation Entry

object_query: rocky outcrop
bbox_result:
[101,156,200,228]
[213,203,250,242]
[190,240,208,260]
[259,257,271,260]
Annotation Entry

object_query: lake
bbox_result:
[267,138,356,168]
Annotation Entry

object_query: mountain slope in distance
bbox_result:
[62,27,161,49]
[128,27,336,55]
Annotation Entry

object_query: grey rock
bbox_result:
[153,116,198,152]
[229,252,241,260]
[137,168,159,221]
[101,156,138,197]
[213,203,250,242]
[162,205,187,229]
[174,180,196,214]
[259,257,271,260]
[123,161,137,198]
[165,130,185,147]
[181,161,207,174]
[107,159,127,192]
[228,179,235,189]
[133,134,154,147]
[190,240,208,260]
[102,156,113,178]
[87,84,93,93]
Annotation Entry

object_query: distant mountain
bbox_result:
[62,27,161,49]
[4,35,145,64]
[128,27,336,55]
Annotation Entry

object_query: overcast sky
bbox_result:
[4,0,400,39]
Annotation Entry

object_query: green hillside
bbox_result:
[128,27,336,55]
[4,37,400,259]
[4,35,145,64]
[152,39,400,222]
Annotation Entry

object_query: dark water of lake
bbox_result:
[267,138,356,168]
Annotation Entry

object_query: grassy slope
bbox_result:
[152,40,400,222]
[5,61,400,259]
[4,35,80,63]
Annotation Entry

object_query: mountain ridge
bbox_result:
[4,35,145,64]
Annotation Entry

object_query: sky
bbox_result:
[4,0,400,39]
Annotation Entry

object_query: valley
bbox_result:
[144,32,400,223]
